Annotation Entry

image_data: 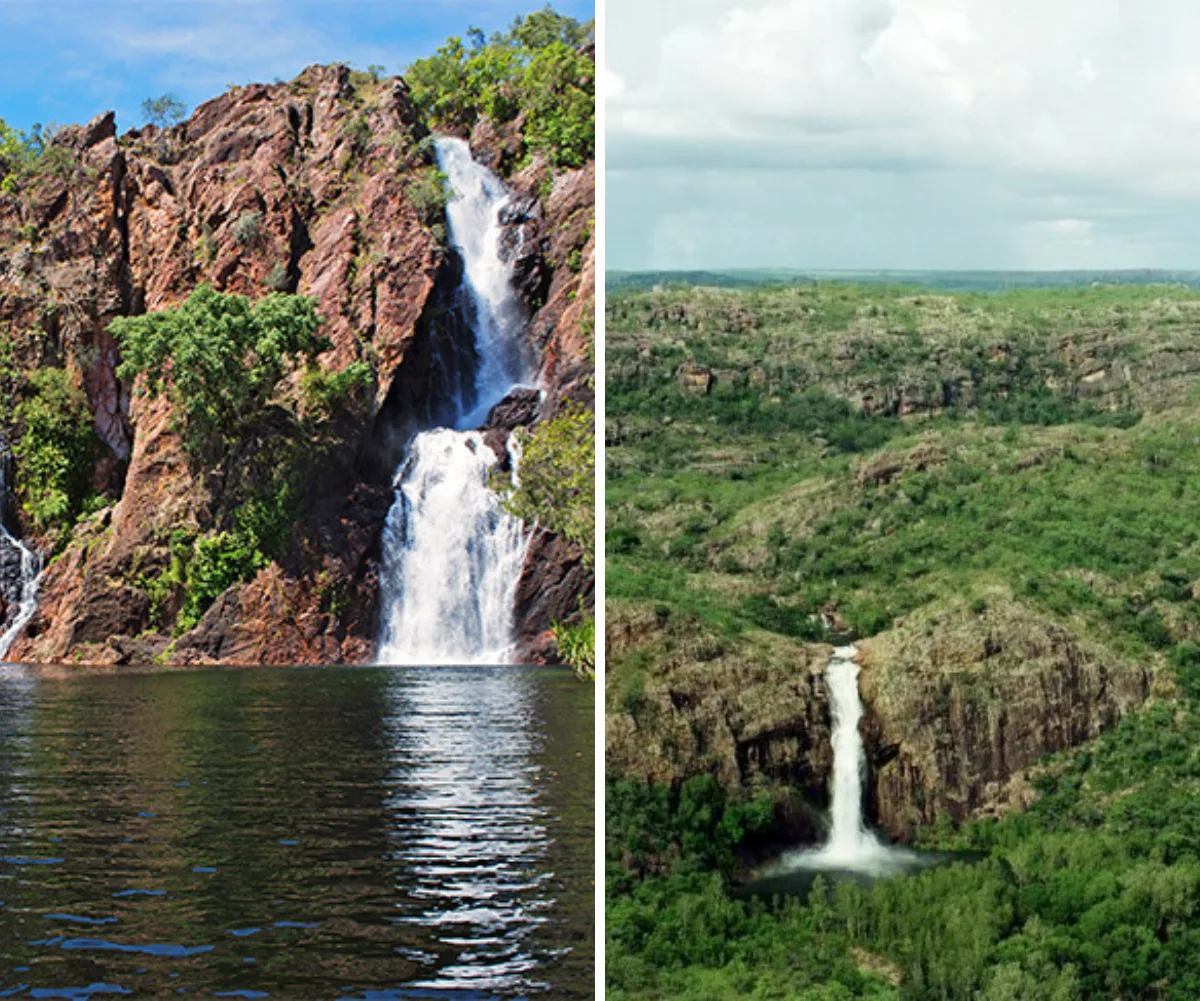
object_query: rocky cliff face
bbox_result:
[605,603,834,842]
[1,64,594,665]
[606,593,1157,847]
[859,594,1156,839]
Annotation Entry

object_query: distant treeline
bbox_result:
[607,268,1200,293]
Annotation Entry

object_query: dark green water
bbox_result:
[0,664,594,999]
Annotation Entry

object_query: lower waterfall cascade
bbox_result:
[376,136,535,666]
[0,457,41,661]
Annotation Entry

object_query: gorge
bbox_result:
[0,53,594,668]
[606,279,1200,1000]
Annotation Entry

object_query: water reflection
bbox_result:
[0,665,593,999]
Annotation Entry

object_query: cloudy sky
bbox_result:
[607,0,1200,271]
[0,0,592,135]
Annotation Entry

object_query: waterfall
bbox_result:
[770,644,919,878]
[375,137,534,666]
[820,645,883,864]
[0,455,41,661]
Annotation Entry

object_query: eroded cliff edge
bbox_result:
[605,283,1198,853]
[606,595,1157,850]
[1,63,594,666]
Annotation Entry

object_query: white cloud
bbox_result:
[609,0,1200,198]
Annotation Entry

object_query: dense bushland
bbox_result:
[607,281,1200,999]
[12,368,101,546]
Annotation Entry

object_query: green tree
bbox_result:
[141,94,187,129]
[505,6,592,50]
[13,367,99,541]
[110,285,326,458]
[505,402,594,562]
[405,9,594,169]
[520,41,594,167]
[501,403,595,675]
[0,118,68,196]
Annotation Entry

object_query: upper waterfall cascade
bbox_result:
[376,137,535,666]
[0,458,42,661]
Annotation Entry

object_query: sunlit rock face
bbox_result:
[2,59,595,667]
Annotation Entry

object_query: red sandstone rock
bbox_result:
[3,64,594,667]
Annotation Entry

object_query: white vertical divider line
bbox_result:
[593,0,607,996]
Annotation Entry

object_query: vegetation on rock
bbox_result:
[0,118,75,196]
[12,367,100,545]
[608,280,1200,1000]
[502,402,595,672]
[407,7,595,168]
[506,402,594,562]
[140,94,187,130]
[111,285,326,458]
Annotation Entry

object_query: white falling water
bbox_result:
[819,645,884,864]
[376,137,534,666]
[377,430,528,665]
[0,462,42,662]
[772,645,917,877]
[439,136,533,430]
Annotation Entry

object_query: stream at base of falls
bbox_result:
[0,663,593,999]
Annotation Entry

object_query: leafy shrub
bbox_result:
[0,118,76,196]
[520,40,595,168]
[406,9,594,169]
[232,210,262,247]
[300,361,372,419]
[264,261,290,291]
[406,167,449,227]
[343,114,372,158]
[141,94,187,129]
[502,403,595,561]
[740,593,826,640]
[163,482,298,633]
[110,285,326,458]
[1171,642,1200,700]
[551,607,594,678]
[176,530,263,632]
[13,367,99,543]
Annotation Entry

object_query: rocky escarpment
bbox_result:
[607,286,1200,423]
[606,593,1157,849]
[859,594,1156,839]
[2,63,594,666]
[605,602,834,843]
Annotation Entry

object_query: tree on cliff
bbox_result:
[499,402,595,676]
[0,118,71,196]
[406,7,595,168]
[504,402,594,563]
[110,285,326,458]
[141,94,187,130]
[13,367,99,543]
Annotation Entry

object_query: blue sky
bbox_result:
[608,0,1200,271]
[0,1,593,133]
